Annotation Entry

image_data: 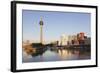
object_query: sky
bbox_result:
[22,10,91,43]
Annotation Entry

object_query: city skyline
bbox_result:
[22,10,91,43]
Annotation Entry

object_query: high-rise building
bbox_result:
[84,37,91,45]
[79,32,85,40]
[60,34,68,46]
[68,35,73,45]
[77,32,85,45]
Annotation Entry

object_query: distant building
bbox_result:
[74,40,79,45]
[60,34,68,46]
[84,37,91,45]
[68,35,73,45]
[68,35,79,45]
[77,32,85,40]
[58,32,89,46]
[51,41,59,46]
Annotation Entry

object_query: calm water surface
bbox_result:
[22,47,90,63]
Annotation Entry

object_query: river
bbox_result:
[22,47,90,63]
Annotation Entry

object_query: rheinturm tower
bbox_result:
[39,17,44,44]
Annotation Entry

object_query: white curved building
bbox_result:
[60,34,68,46]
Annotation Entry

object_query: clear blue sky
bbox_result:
[22,10,91,42]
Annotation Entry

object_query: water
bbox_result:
[22,47,91,63]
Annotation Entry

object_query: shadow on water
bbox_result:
[23,43,47,56]
[31,47,47,57]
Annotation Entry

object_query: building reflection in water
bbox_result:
[58,49,70,60]
[22,46,91,63]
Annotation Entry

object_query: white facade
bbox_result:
[60,34,68,46]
